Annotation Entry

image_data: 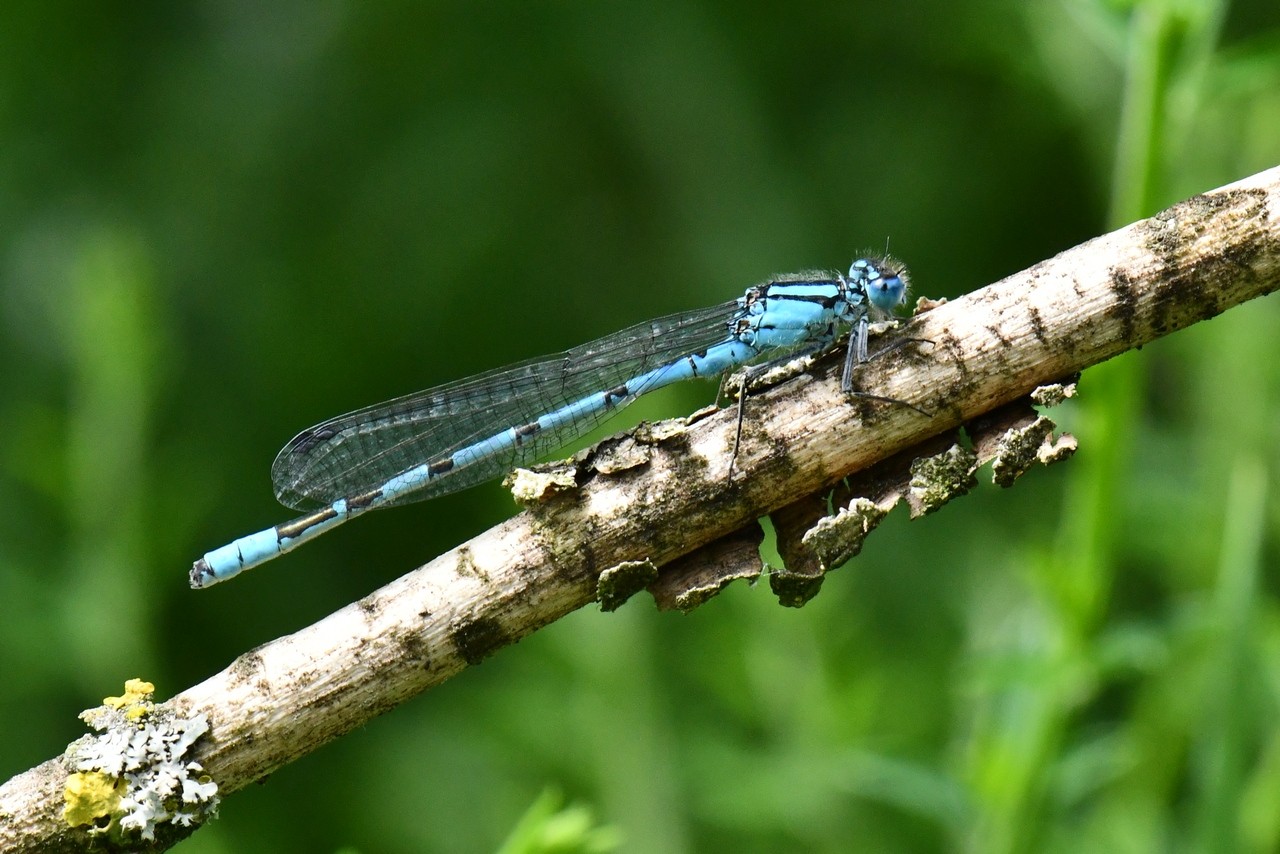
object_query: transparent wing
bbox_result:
[270,300,743,510]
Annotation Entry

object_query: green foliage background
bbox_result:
[2,1,1279,851]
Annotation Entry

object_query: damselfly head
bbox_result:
[849,256,910,315]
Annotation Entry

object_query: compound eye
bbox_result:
[850,258,909,314]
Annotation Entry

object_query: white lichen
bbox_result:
[64,679,219,841]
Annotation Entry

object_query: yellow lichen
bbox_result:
[103,678,155,710]
[63,770,125,828]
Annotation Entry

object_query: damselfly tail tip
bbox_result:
[190,558,217,589]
